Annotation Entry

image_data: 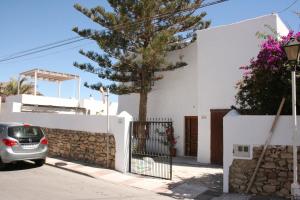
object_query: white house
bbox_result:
[0,69,129,172]
[1,69,118,115]
[1,94,118,116]
[118,14,289,164]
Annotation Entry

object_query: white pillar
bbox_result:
[106,88,110,133]
[57,81,61,98]
[17,75,21,95]
[77,77,81,100]
[34,71,37,96]
[106,88,110,168]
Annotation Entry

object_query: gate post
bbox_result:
[129,121,133,173]
[170,121,173,180]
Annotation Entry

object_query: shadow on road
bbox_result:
[172,157,222,169]
[158,173,223,199]
[0,161,40,172]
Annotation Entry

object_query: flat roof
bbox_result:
[20,68,79,82]
[0,122,26,127]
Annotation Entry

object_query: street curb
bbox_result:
[45,163,96,179]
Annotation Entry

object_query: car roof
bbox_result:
[0,122,32,127]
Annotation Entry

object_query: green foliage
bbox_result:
[72,0,210,95]
[236,32,300,115]
[0,78,35,96]
[73,0,210,120]
[236,66,293,115]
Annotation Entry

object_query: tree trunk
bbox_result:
[138,91,148,122]
[137,91,148,151]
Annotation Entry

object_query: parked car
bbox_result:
[0,122,48,169]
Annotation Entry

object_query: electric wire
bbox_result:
[0,0,229,63]
[0,38,85,63]
[278,0,299,13]
[0,36,81,59]
[0,42,94,65]
[108,0,229,31]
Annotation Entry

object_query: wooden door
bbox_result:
[185,116,198,157]
[210,109,230,165]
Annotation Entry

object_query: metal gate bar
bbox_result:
[129,119,173,180]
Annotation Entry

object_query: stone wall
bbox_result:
[229,145,300,198]
[44,128,115,169]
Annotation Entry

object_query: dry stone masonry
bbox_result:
[45,128,115,169]
[229,145,300,199]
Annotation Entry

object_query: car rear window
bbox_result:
[0,126,5,135]
[8,126,44,140]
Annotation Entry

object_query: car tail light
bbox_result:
[40,137,48,145]
[2,139,18,147]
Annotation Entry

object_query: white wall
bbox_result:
[80,98,114,115]
[7,94,79,108]
[1,102,22,113]
[0,110,132,173]
[118,42,199,156]
[223,112,298,193]
[5,94,118,115]
[196,14,289,163]
[276,15,289,38]
[118,14,289,162]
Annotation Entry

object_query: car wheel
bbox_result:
[34,159,45,167]
[0,159,6,170]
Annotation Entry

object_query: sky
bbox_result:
[0,0,299,102]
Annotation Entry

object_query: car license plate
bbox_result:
[22,144,38,149]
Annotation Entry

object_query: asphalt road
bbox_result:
[0,161,173,200]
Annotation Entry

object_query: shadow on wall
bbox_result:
[158,173,223,199]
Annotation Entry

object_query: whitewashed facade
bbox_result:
[1,94,118,116]
[223,112,299,192]
[0,95,130,173]
[118,14,289,163]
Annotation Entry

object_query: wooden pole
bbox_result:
[246,97,286,193]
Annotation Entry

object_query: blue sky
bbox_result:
[0,0,299,102]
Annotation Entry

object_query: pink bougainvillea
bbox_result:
[236,31,300,115]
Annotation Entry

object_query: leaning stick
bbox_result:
[246,97,286,193]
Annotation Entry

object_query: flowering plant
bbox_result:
[236,31,300,115]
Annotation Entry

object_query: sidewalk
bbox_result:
[45,157,285,200]
[46,157,175,192]
[46,156,223,199]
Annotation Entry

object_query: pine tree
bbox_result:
[73,0,210,122]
